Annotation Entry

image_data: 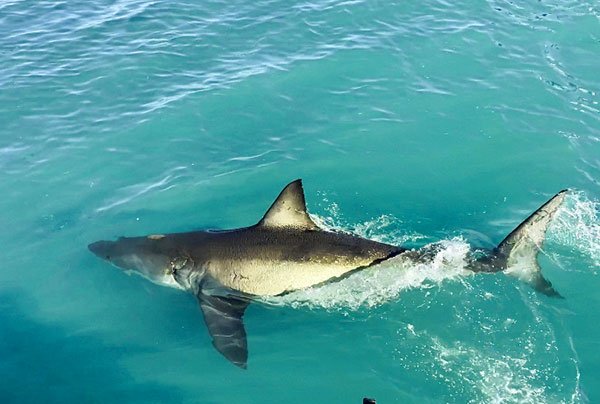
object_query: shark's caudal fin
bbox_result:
[493,190,568,297]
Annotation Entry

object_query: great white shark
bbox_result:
[89,179,567,368]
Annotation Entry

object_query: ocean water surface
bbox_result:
[1,0,599,402]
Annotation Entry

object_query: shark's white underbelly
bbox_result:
[206,258,367,296]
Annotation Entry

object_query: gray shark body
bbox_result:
[89,180,567,368]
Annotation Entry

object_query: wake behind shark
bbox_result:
[88,180,567,368]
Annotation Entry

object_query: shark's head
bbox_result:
[88,235,196,289]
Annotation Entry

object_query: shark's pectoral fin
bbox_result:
[197,290,250,369]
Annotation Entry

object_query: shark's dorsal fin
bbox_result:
[258,179,318,230]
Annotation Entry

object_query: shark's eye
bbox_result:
[168,256,193,275]
[173,257,188,270]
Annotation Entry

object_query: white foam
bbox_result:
[547,191,600,269]
[428,338,548,403]
[310,202,424,246]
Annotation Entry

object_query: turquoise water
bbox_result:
[1,0,599,402]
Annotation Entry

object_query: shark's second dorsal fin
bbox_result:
[258,179,318,230]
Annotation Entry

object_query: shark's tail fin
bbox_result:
[491,190,568,297]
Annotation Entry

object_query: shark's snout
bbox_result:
[88,237,182,289]
[88,240,115,260]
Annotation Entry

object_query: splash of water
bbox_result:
[547,191,600,269]
[428,337,549,403]
[310,201,422,246]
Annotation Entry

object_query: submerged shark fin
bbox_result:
[495,190,568,297]
[197,288,250,369]
[258,179,318,230]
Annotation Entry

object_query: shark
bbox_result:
[88,179,567,368]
